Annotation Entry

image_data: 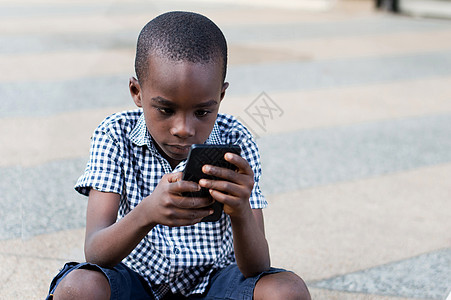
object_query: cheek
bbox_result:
[197,117,217,136]
[149,122,169,135]
[144,114,168,136]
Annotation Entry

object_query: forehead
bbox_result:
[143,54,224,99]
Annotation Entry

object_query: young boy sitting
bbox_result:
[47,11,310,300]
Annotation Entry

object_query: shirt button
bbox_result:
[174,247,180,255]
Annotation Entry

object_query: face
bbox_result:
[129,54,228,168]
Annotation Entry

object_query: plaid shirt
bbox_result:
[75,109,267,298]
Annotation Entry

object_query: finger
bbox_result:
[167,172,183,183]
[199,179,250,201]
[201,164,253,191]
[178,208,214,225]
[224,153,253,176]
[199,178,236,193]
[202,164,238,182]
[164,207,214,227]
[201,154,253,180]
[208,189,240,206]
[173,195,214,209]
[169,180,201,194]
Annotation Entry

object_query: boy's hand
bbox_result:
[199,153,254,220]
[143,172,214,227]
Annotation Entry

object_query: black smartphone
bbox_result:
[182,144,241,222]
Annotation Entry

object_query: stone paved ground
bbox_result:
[1,0,450,299]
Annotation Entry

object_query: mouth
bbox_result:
[166,144,192,155]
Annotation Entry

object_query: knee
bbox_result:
[255,271,311,300]
[285,274,311,300]
[273,273,310,300]
[52,269,110,300]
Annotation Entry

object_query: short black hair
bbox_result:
[135,11,228,83]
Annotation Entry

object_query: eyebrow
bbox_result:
[151,96,175,107]
[151,96,218,108]
[194,99,218,108]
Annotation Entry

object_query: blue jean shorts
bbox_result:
[47,261,286,300]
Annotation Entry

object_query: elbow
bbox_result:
[84,246,100,265]
[241,260,271,278]
[84,242,117,268]
[83,238,97,263]
[84,251,117,269]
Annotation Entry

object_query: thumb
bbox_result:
[167,172,183,183]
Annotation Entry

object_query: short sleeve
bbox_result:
[239,135,267,209]
[75,126,124,196]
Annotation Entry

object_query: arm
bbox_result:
[199,153,271,277]
[84,189,153,267]
[84,172,214,267]
[230,208,271,277]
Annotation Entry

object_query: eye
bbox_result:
[156,107,174,115]
[195,110,211,118]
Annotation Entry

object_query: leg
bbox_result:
[52,269,110,300]
[254,271,311,300]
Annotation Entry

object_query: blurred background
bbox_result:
[1,0,450,298]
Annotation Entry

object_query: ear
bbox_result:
[129,77,142,108]
[220,82,229,102]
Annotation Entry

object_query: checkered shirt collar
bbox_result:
[129,113,160,155]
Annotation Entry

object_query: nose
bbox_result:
[170,114,195,139]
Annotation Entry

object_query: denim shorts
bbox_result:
[190,264,287,300]
[47,262,286,300]
[46,262,154,300]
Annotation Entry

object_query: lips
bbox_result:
[167,144,191,154]
[169,144,191,150]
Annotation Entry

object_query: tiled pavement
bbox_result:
[1,0,450,299]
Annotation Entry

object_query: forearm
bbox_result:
[85,202,156,267]
[231,208,271,278]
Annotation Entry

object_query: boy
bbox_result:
[47,11,310,300]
